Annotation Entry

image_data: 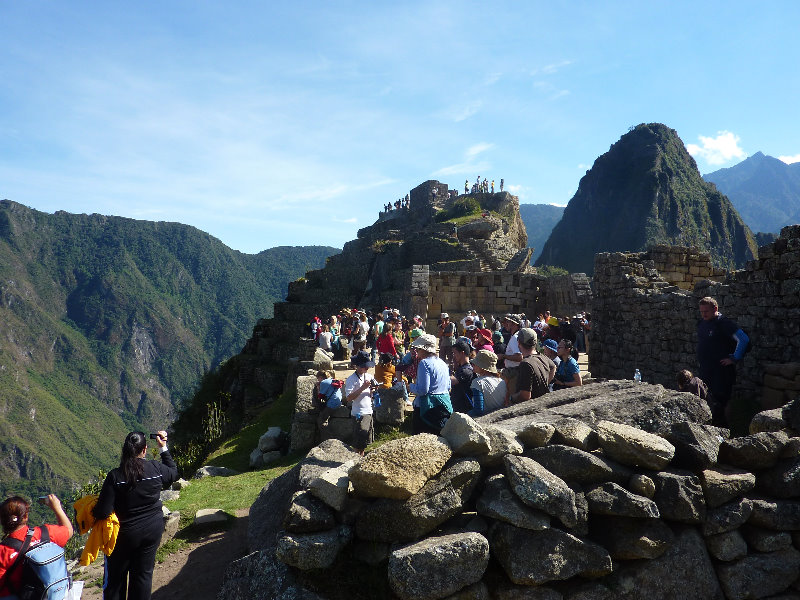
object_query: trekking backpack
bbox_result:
[1,527,71,600]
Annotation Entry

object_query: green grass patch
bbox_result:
[205,389,296,471]
[164,462,297,529]
[155,537,189,563]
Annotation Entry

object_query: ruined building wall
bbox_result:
[590,229,800,408]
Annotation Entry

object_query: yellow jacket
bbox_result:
[73,495,120,566]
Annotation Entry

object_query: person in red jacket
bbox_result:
[0,494,73,597]
[376,319,399,358]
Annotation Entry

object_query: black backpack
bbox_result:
[1,527,71,600]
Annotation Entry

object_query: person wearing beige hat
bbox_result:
[468,350,507,416]
[409,334,452,434]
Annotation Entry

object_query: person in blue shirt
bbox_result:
[697,296,749,427]
[408,334,452,434]
[552,339,582,390]
[315,370,343,432]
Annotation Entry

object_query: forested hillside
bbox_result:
[0,200,338,499]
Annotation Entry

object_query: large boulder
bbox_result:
[478,380,712,435]
[297,439,361,488]
[596,420,675,470]
[757,455,800,498]
[477,425,523,467]
[552,418,599,451]
[603,527,723,600]
[475,474,550,531]
[441,412,492,455]
[525,445,630,485]
[349,434,452,499]
[699,467,756,508]
[354,458,482,543]
[282,490,335,533]
[259,426,285,452]
[504,454,578,528]
[490,522,612,585]
[748,499,800,530]
[218,550,324,600]
[588,515,674,560]
[585,482,660,518]
[388,532,490,600]
[275,525,353,570]
[704,530,748,562]
[715,548,800,600]
[663,422,725,472]
[517,422,555,447]
[651,470,706,524]
[307,459,357,512]
[717,431,789,470]
[702,498,753,536]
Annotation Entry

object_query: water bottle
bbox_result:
[373,390,382,408]
[634,369,642,383]
[355,411,362,421]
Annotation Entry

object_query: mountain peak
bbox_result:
[535,123,756,274]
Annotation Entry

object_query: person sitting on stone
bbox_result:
[508,328,555,405]
[676,369,709,400]
[469,350,506,417]
[552,339,582,390]
[408,334,452,435]
[315,370,343,432]
[375,353,396,389]
[318,324,334,357]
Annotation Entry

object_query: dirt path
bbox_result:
[80,508,250,599]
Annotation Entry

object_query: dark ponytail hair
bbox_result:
[120,431,147,488]
[1,496,29,534]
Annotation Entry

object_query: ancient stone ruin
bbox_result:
[219,383,800,599]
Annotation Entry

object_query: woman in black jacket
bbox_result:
[93,431,178,600]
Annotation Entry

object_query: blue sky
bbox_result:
[2,2,799,253]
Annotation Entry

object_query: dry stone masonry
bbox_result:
[590,226,800,415]
[219,387,800,600]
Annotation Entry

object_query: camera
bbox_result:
[149,433,159,440]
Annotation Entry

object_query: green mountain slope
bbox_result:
[519,204,565,262]
[535,123,757,275]
[0,200,338,498]
[703,151,800,234]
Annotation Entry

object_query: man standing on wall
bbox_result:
[697,296,749,428]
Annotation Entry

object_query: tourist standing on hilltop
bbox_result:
[697,296,749,428]
[465,180,469,194]
[409,334,452,434]
[1,494,73,598]
[93,431,177,600]
[344,352,376,455]
[500,179,504,192]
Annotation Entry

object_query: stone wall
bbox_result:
[427,270,591,329]
[226,386,800,600]
[590,226,800,416]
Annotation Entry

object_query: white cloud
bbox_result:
[530,60,572,76]
[779,154,800,164]
[466,143,494,158]
[443,100,482,122]
[686,131,746,165]
[433,143,494,177]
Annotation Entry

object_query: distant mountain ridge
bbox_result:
[535,123,757,275]
[0,199,338,499]
[519,204,564,262]
[704,151,800,234]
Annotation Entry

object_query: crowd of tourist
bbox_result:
[308,307,590,452]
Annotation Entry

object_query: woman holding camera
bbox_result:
[93,430,178,600]
[0,494,73,597]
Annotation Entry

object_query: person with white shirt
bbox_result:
[344,351,376,455]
